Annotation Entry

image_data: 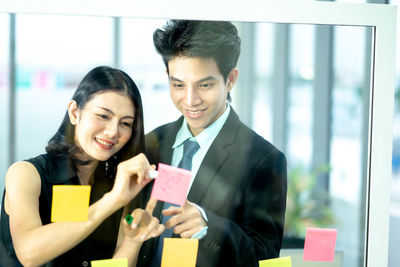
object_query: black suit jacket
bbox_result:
[138,108,287,267]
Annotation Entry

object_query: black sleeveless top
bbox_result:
[0,154,123,267]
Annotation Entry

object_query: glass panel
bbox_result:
[4,15,375,267]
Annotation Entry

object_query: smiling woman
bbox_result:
[0,66,165,267]
[68,91,136,165]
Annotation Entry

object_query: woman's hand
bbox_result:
[109,153,154,207]
[122,199,165,244]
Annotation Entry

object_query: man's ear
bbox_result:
[67,100,79,125]
[226,68,239,92]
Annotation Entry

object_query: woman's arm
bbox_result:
[5,153,153,267]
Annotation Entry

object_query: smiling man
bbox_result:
[139,20,287,267]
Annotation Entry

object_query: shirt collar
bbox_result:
[173,105,231,149]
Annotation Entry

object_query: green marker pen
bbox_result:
[125,214,133,225]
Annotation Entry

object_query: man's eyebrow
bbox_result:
[197,76,216,83]
[169,75,216,83]
[97,107,135,119]
[170,76,183,82]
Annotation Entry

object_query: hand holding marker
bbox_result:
[124,170,158,225]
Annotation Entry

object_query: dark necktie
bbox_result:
[150,139,200,267]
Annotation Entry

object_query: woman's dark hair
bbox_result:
[46,66,144,178]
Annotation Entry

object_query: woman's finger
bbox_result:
[131,209,144,229]
[152,224,165,238]
[140,217,160,241]
[145,198,158,214]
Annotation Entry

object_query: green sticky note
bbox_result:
[51,185,91,222]
[91,258,128,267]
[259,256,292,267]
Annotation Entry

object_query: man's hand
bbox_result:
[162,200,207,238]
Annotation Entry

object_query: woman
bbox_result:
[0,66,164,267]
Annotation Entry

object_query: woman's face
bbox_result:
[69,91,135,162]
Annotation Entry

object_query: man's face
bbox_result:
[168,56,238,136]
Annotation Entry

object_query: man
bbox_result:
[138,20,287,267]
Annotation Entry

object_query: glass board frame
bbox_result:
[0,1,397,266]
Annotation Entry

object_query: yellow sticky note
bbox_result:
[51,185,91,222]
[259,256,292,267]
[91,258,128,267]
[161,238,199,267]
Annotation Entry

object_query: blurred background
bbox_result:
[0,0,399,267]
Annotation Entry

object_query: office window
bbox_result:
[287,24,315,168]
[331,25,369,267]
[15,14,114,161]
[119,17,180,134]
[252,23,274,140]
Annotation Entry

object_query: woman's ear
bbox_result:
[67,100,79,125]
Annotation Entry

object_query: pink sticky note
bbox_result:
[303,227,337,262]
[150,163,192,206]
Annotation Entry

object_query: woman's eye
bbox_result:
[121,121,132,128]
[97,114,109,120]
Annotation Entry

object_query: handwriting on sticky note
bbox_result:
[51,185,91,222]
[150,163,192,206]
[303,227,337,262]
[259,256,291,267]
[161,238,198,267]
[91,257,128,267]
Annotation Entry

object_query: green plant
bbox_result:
[284,163,335,238]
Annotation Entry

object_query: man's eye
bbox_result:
[173,83,184,88]
[200,83,212,88]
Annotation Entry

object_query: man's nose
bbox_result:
[183,87,201,106]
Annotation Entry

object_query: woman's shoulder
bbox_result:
[6,154,53,186]
[5,159,42,195]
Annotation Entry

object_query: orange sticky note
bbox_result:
[303,227,337,262]
[91,258,128,267]
[151,163,192,205]
[51,185,91,222]
[259,256,292,267]
[161,238,198,267]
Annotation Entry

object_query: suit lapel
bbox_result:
[159,117,183,164]
[188,109,240,204]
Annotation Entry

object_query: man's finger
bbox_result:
[162,206,183,216]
